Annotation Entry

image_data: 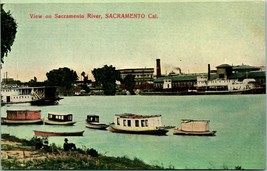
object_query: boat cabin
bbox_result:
[6,109,41,120]
[114,113,163,128]
[87,115,100,123]
[180,119,210,132]
[47,112,73,122]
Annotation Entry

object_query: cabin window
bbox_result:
[145,120,148,127]
[141,120,145,127]
[127,120,131,127]
[123,120,126,126]
[117,118,120,125]
[135,120,139,127]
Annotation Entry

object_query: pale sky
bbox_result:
[1,0,265,82]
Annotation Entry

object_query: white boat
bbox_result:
[173,119,216,136]
[44,112,76,126]
[85,115,109,130]
[109,113,170,135]
[1,86,63,105]
[191,76,256,95]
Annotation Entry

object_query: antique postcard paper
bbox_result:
[1,0,265,170]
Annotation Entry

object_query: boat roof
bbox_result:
[48,112,72,116]
[87,115,99,117]
[7,109,41,112]
[181,119,210,122]
[115,113,161,119]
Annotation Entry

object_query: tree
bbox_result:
[1,4,17,63]
[92,65,121,95]
[122,74,136,95]
[46,67,78,91]
[80,71,90,93]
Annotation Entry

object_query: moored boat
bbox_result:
[109,113,170,135]
[190,76,257,95]
[1,109,43,125]
[44,112,76,125]
[85,115,109,130]
[34,130,84,136]
[173,119,216,136]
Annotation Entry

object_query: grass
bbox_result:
[1,134,166,170]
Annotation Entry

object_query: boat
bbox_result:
[34,130,84,136]
[85,115,109,130]
[30,87,63,106]
[1,86,63,105]
[109,113,170,135]
[1,109,43,125]
[173,119,216,136]
[44,112,76,125]
[190,76,257,95]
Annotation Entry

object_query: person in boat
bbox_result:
[63,138,76,151]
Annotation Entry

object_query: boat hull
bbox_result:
[1,118,43,125]
[85,122,109,130]
[173,128,216,136]
[44,118,76,126]
[34,130,84,136]
[109,124,168,135]
[30,98,63,106]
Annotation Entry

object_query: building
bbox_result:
[118,68,154,89]
[153,63,265,93]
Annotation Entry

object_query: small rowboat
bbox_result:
[34,130,84,136]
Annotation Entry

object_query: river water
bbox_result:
[1,95,266,169]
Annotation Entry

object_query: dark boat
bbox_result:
[34,130,84,136]
[85,115,109,130]
[30,86,63,106]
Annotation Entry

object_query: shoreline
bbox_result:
[1,134,167,170]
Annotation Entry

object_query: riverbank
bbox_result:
[1,134,166,170]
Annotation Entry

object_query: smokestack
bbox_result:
[208,64,210,80]
[156,59,161,78]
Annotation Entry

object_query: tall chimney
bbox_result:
[208,64,210,80]
[156,59,161,78]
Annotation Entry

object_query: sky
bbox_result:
[1,0,265,82]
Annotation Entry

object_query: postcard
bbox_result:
[1,0,266,170]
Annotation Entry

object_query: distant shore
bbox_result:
[1,134,166,170]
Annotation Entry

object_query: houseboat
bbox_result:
[109,113,169,135]
[173,119,216,136]
[190,76,257,95]
[1,109,43,125]
[34,130,84,136]
[44,112,76,125]
[85,115,109,130]
[1,86,63,105]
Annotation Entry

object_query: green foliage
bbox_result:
[46,67,78,91]
[92,65,121,95]
[1,4,17,63]
[122,74,136,95]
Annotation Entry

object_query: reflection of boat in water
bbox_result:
[34,130,84,136]
[44,112,76,126]
[109,113,170,135]
[1,109,43,125]
[189,76,258,95]
[85,115,109,130]
[173,119,216,136]
[1,86,63,105]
